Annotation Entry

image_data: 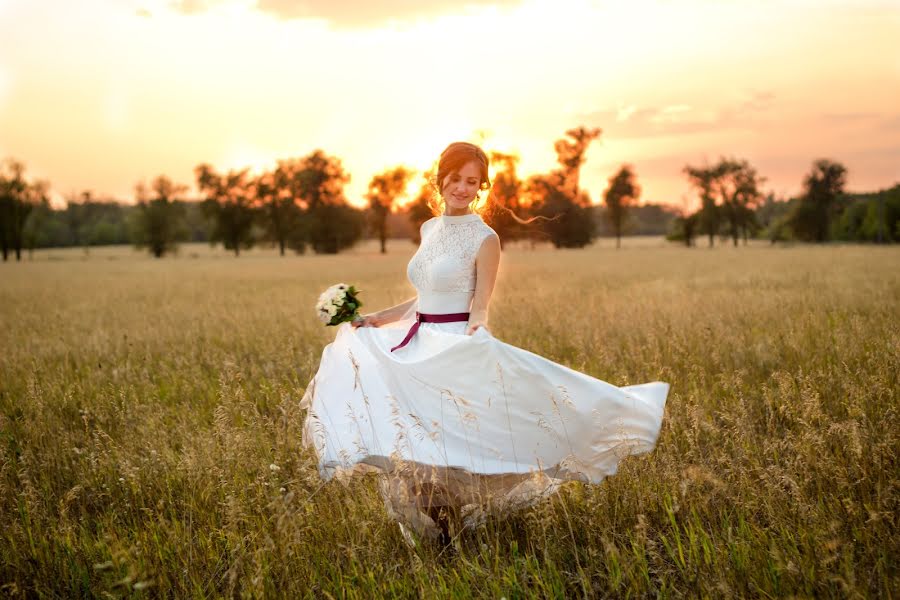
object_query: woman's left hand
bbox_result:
[465,320,489,336]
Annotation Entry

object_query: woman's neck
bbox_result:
[443,207,473,217]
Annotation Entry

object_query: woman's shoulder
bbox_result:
[476,217,499,240]
[421,216,438,234]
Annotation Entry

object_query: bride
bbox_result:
[300,141,668,547]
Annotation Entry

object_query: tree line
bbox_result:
[2,129,898,261]
[669,158,900,246]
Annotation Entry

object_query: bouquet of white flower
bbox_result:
[315,283,363,326]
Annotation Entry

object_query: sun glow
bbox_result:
[0,0,897,206]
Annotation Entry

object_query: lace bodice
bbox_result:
[407,212,498,314]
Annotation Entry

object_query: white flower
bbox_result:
[315,283,357,325]
[269,463,280,472]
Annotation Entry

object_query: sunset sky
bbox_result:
[1,0,898,210]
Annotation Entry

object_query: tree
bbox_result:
[275,150,362,254]
[195,164,256,256]
[684,164,720,248]
[831,184,900,243]
[366,166,413,254]
[485,151,527,248]
[754,193,794,244]
[22,196,52,258]
[256,166,301,256]
[132,176,188,258]
[527,126,601,248]
[709,158,765,246]
[554,126,602,195]
[527,173,595,248]
[603,165,641,249]
[788,159,848,242]
[0,159,47,262]
[404,172,438,245]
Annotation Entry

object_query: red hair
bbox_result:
[427,141,544,227]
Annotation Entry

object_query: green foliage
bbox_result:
[0,159,48,261]
[131,176,188,258]
[831,184,900,242]
[788,159,848,242]
[324,285,363,326]
[684,157,764,247]
[665,211,698,246]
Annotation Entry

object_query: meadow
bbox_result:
[1,238,897,598]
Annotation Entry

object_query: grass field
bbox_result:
[1,239,898,598]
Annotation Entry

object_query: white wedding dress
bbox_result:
[300,212,668,541]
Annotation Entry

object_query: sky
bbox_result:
[0,0,898,210]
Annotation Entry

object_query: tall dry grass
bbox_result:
[1,240,897,597]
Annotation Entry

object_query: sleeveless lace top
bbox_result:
[407,212,498,314]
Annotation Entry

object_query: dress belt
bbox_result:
[390,311,470,352]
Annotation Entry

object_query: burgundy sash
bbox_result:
[390,311,470,352]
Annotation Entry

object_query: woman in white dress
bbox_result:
[300,142,669,547]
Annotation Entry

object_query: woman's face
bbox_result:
[440,160,482,211]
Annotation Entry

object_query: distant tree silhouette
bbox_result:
[132,176,187,258]
[684,158,766,247]
[604,164,641,249]
[485,152,526,248]
[61,192,89,252]
[195,164,255,256]
[788,159,848,242]
[527,173,595,248]
[554,126,602,195]
[0,159,48,261]
[832,184,900,243]
[22,197,51,258]
[285,150,362,254]
[265,158,309,254]
[666,211,699,247]
[709,158,765,246]
[684,164,720,248]
[366,166,413,254]
[256,166,300,256]
[527,127,601,248]
[404,172,437,245]
[753,193,793,243]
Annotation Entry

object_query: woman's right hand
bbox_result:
[351,313,380,328]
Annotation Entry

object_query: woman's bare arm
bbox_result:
[352,295,416,328]
[466,232,501,335]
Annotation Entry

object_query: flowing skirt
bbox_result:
[300,307,668,541]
